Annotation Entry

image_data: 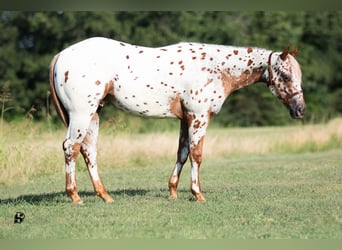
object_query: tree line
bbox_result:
[0,11,341,126]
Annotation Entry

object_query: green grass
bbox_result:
[0,119,341,238]
[1,149,341,239]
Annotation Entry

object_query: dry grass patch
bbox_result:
[0,118,341,186]
[98,118,342,165]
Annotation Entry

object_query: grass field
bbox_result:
[0,118,341,239]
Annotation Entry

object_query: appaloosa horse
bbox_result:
[49,37,305,204]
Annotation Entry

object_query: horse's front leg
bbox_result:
[169,117,190,199]
[187,112,210,202]
[189,136,206,202]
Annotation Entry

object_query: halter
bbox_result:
[267,52,303,104]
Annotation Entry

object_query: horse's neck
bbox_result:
[209,46,272,94]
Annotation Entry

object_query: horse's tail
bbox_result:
[49,54,69,127]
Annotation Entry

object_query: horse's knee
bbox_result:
[189,136,205,164]
[190,146,203,164]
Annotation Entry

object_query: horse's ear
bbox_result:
[290,46,300,57]
[280,45,290,61]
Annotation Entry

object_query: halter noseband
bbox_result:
[267,52,303,104]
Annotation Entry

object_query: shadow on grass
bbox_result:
[0,188,191,205]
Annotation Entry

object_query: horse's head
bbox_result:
[266,46,306,119]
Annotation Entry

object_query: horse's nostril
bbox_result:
[297,106,305,117]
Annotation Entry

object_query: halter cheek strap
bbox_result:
[267,52,303,104]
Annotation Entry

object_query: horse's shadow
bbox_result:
[0,188,189,205]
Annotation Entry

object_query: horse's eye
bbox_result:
[282,74,291,82]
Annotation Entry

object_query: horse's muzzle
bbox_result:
[286,91,306,119]
[288,94,306,119]
[290,104,306,119]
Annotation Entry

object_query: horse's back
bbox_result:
[52,37,226,118]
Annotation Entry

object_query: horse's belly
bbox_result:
[112,92,177,118]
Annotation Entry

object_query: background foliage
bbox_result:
[1,11,341,126]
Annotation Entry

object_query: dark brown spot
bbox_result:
[233,50,238,55]
[64,71,69,83]
[95,80,101,85]
[201,52,206,59]
[247,59,253,67]
[193,119,201,129]
[204,78,214,87]
[126,55,129,59]
[247,47,253,53]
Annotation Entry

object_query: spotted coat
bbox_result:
[50,37,305,203]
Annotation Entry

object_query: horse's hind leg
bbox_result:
[80,112,113,203]
[63,115,90,204]
[63,138,82,204]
